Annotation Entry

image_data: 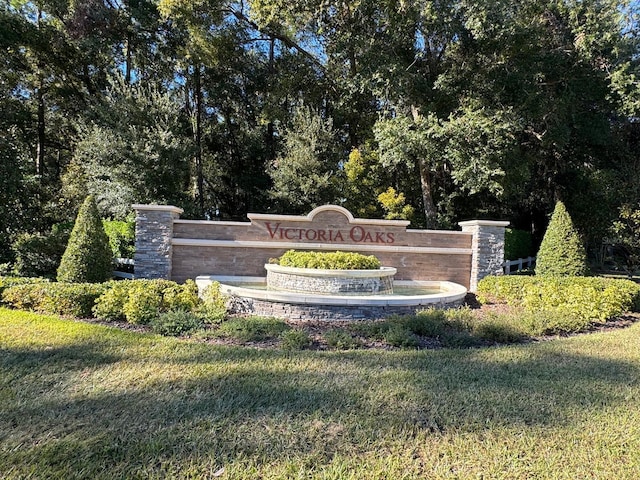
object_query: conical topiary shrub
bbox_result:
[536,200,588,277]
[57,195,113,282]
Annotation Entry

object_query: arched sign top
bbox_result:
[306,204,355,223]
[247,205,410,227]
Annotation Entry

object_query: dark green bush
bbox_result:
[536,201,588,277]
[150,310,203,336]
[11,223,72,277]
[215,316,290,342]
[58,196,113,283]
[472,314,529,343]
[276,250,382,270]
[93,279,201,325]
[103,220,135,259]
[280,329,312,350]
[323,329,362,349]
[383,324,420,348]
[504,228,534,260]
[2,282,106,317]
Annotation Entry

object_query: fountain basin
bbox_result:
[265,263,397,296]
[196,275,467,321]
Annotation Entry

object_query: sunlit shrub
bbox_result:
[275,250,382,270]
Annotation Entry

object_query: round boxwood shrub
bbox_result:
[536,201,588,277]
[57,195,113,283]
[275,250,382,270]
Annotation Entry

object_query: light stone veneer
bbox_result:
[133,204,183,279]
[458,220,510,292]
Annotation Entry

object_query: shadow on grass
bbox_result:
[1,326,639,478]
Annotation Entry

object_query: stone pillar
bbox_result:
[132,204,183,279]
[458,220,510,292]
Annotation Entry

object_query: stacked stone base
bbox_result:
[227,296,464,321]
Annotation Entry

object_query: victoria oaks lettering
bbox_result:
[265,222,395,244]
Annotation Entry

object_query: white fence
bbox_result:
[113,258,134,279]
[502,256,536,275]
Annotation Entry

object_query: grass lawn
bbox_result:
[1,307,639,479]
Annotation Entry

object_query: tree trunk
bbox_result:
[125,30,133,84]
[35,8,45,177]
[193,63,205,216]
[417,157,437,228]
[411,105,437,228]
[36,83,45,177]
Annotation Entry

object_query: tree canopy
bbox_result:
[1,0,639,265]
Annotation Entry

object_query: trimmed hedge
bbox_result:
[93,279,202,325]
[2,282,107,318]
[477,275,640,333]
[0,276,49,300]
[275,250,382,270]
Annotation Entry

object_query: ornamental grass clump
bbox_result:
[276,250,381,270]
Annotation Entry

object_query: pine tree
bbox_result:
[57,195,113,282]
[536,201,588,277]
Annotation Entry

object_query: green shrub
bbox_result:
[57,195,113,283]
[11,223,72,277]
[93,279,202,324]
[280,329,312,350]
[476,275,640,333]
[472,313,529,343]
[517,309,590,336]
[0,276,49,300]
[476,275,535,304]
[504,228,534,260]
[215,316,290,342]
[323,329,362,349]
[195,282,227,324]
[2,282,106,317]
[536,201,588,277]
[383,324,420,348]
[102,220,135,259]
[150,310,203,336]
[276,250,382,270]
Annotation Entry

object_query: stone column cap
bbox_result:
[132,204,184,215]
[458,220,510,228]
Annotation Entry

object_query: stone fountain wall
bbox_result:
[133,204,508,291]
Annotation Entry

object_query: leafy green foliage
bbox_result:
[276,250,382,270]
[215,317,291,342]
[609,203,640,276]
[93,279,202,325]
[195,282,227,324]
[11,223,72,278]
[377,187,414,221]
[536,201,588,277]
[269,105,340,213]
[150,310,204,337]
[64,77,193,220]
[323,329,362,350]
[0,276,49,300]
[2,282,107,318]
[477,275,640,333]
[279,329,312,350]
[102,220,135,259]
[57,196,113,283]
[504,228,534,260]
